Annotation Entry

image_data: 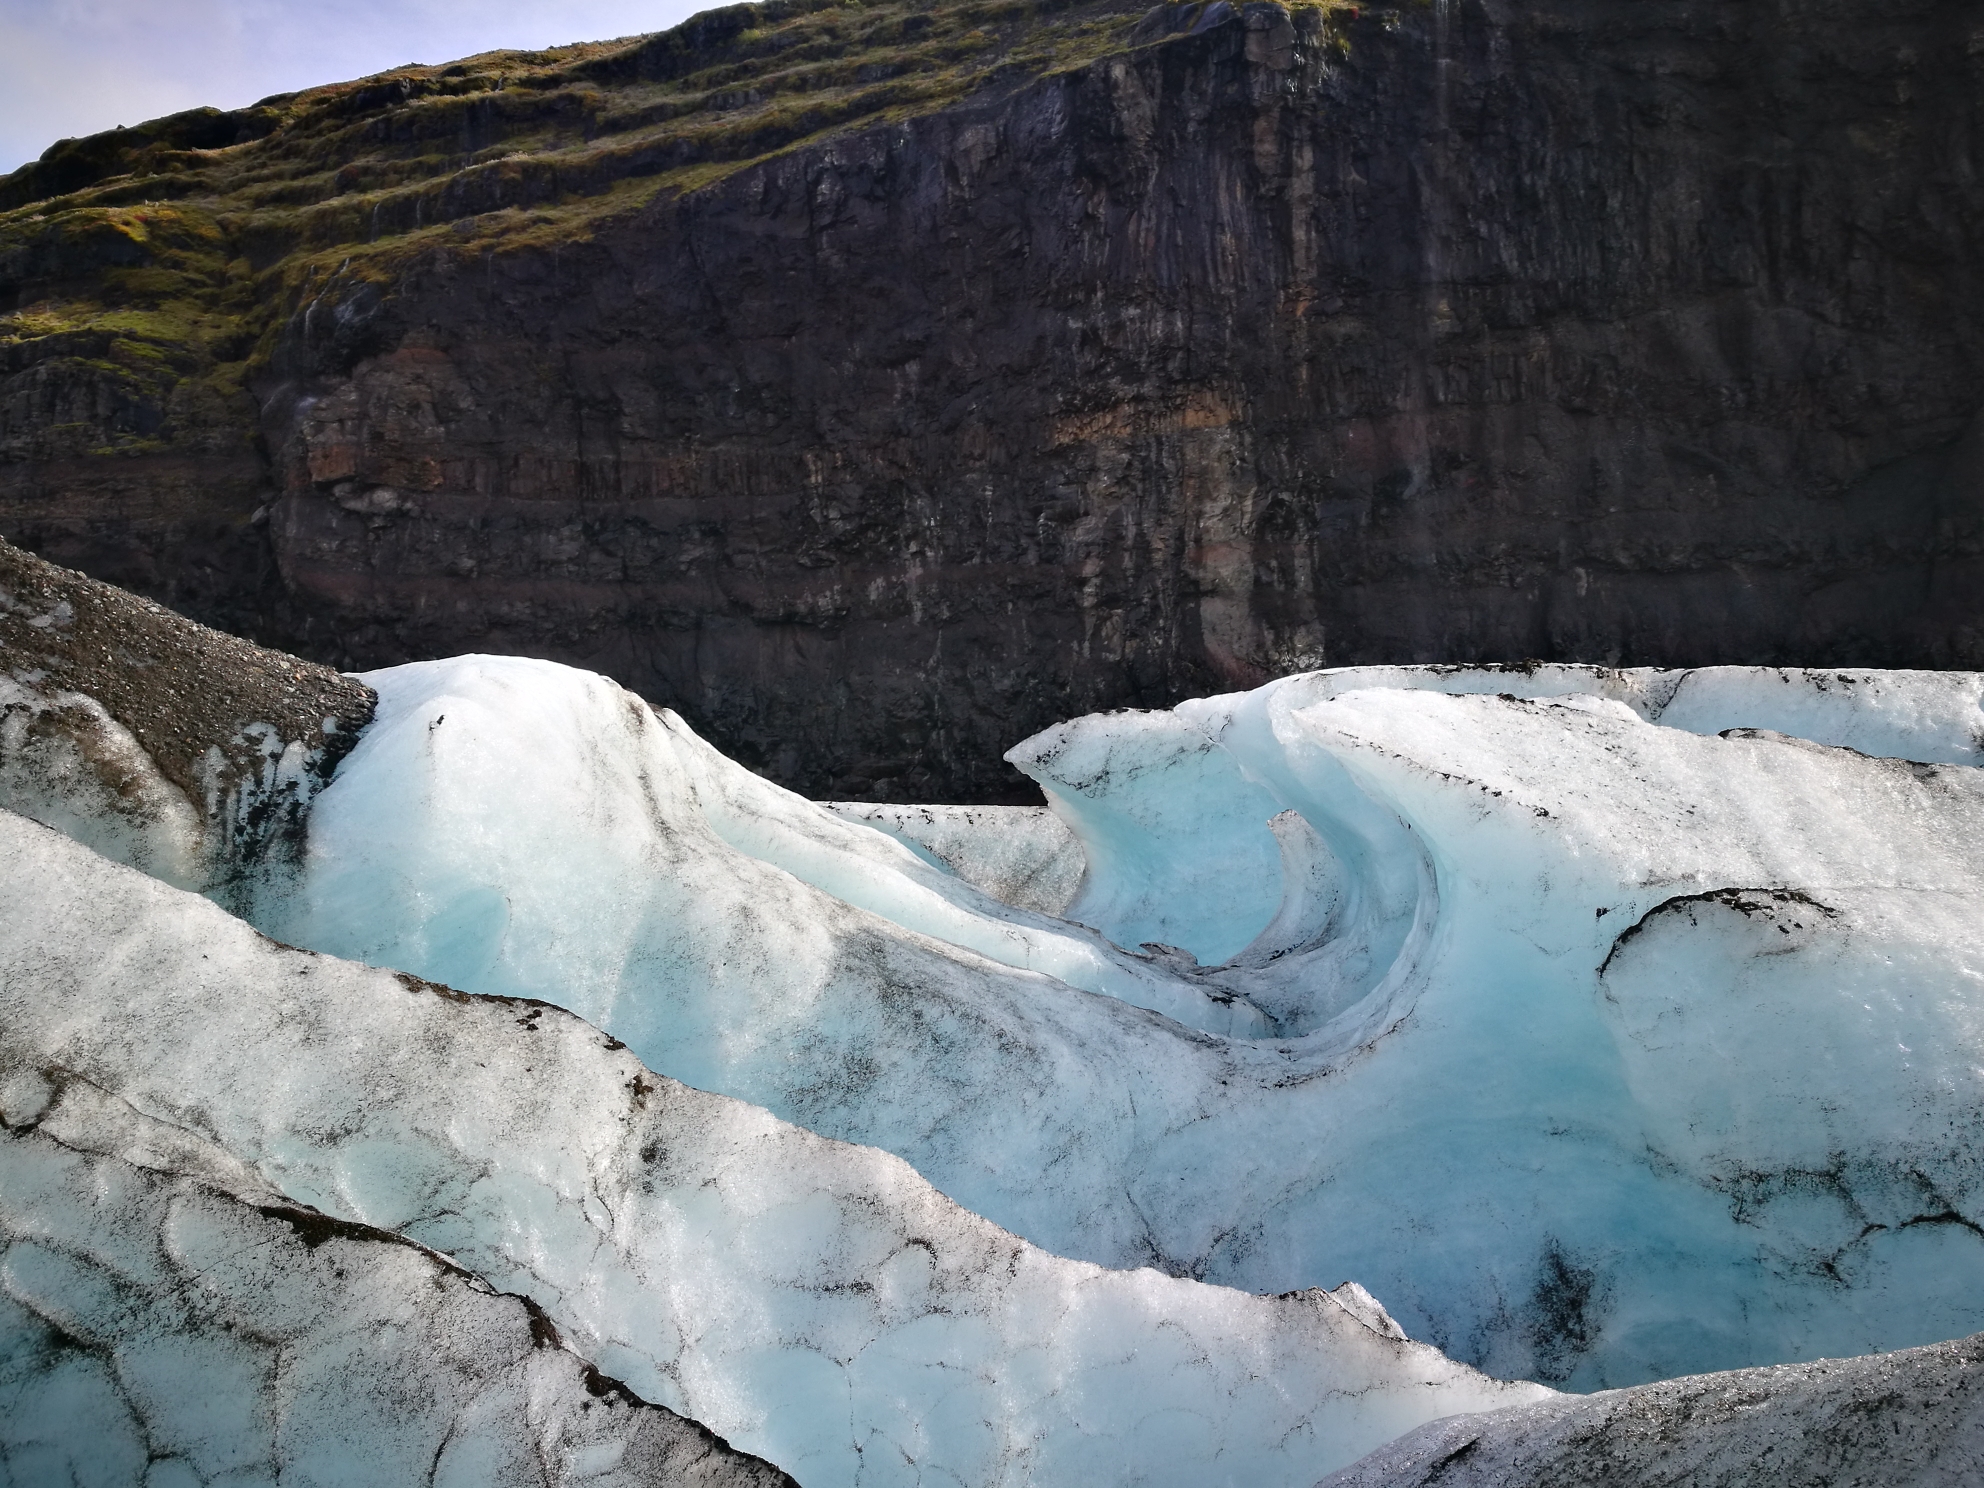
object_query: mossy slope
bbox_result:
[0,0,1259,460]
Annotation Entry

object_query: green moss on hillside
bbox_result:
[0,201,256,457]
[0,0,1364,461]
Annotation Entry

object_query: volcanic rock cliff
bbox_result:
[2,0,1981,798]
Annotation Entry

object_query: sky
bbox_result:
[0,0,714,174]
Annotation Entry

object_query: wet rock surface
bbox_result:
[1317,1330,1984,1488]
[3,0,1981,799]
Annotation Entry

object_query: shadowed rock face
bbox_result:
[1316,1330,1984,1488]
[5,0,1983,799]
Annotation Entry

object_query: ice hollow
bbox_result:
[193,657,1984,1392]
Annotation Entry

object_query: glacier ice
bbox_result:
[10,546,1984,1455]
[0,1123,794,1488]
[199,656,1984,1390]
[12,530,1984,1481]
[0,808,1542,1487]
[824,802,1084,917]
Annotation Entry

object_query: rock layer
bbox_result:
[4,0,1982,799]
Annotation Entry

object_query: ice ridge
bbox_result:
[0,807,1541,1487]
[219,657,1984,1391]
[0,1121,797,1488]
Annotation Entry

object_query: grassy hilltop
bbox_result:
[3,0,1329,463]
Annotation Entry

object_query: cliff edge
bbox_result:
[3,0,1980,798]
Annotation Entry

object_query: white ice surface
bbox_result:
[222,658,1984,1391]
[824,803,1084,917]
[0,675,205,889]
[0,809,1539,1488]
[0,1123,786,1488]
[1261,663,1984,764]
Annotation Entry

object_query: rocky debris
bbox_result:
[0,534,373,802]
[0,1124,799,1488]
[0,534,373,889]
[1317,1331,1984,1488]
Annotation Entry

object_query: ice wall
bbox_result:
[1009,706,1291,964]
[228,658,1984,1390]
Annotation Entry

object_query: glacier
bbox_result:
[220,655,1984,1389]
[9,528,1984,1481]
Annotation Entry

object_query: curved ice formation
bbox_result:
[0,809,1540,1487]
[0,1125,792,1488]
[1009,706,1291,965]
[207,657,1984,1391]
[267,656,1267,1038]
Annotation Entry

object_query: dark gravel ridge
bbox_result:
[0,534,374,804]
[1320,1330,1984,1488]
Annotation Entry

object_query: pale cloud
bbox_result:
[0,0,709,173]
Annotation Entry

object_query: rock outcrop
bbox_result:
[4,0,1982,798]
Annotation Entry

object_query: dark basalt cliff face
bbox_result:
[4,0,1982,799]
